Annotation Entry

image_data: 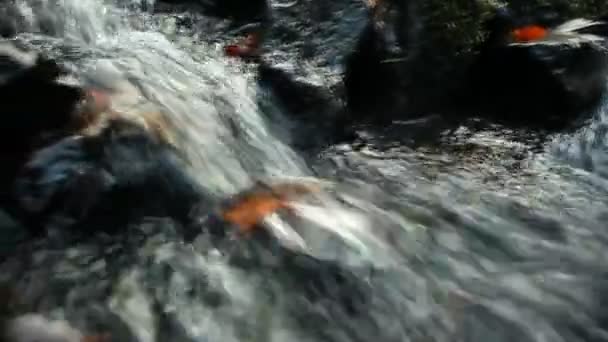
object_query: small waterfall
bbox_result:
[2,1,608,342]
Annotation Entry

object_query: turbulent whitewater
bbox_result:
[1,0,608,342]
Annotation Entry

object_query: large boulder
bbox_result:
[342,0,608,123]
[463,6,608,127]
[409,0,608,81]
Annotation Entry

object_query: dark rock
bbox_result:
[341,0,416,122]
[465,10,608,129]
[343,25,410,121]
[0,48,87,228]
[0,210,26,259]
[350,0,608,123]
[154,0,270,25]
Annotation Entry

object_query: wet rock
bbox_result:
[154,0,270,25]
[466,9,608,129]
[255,62,350,142]
[0,52,84,215]
[343,0,608,118]
[0,210,27,259]
[343,17,408,121]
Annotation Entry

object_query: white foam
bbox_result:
[3,314,82,342]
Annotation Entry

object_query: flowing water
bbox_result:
[2,0,608,341]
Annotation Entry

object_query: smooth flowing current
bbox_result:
[2,0,608,341]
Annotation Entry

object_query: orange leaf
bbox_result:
[220,182,321,233]
[222,195,291,233]
[511,25,548,43]
[224,44,244,57]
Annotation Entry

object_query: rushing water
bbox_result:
[2,0,608,341]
